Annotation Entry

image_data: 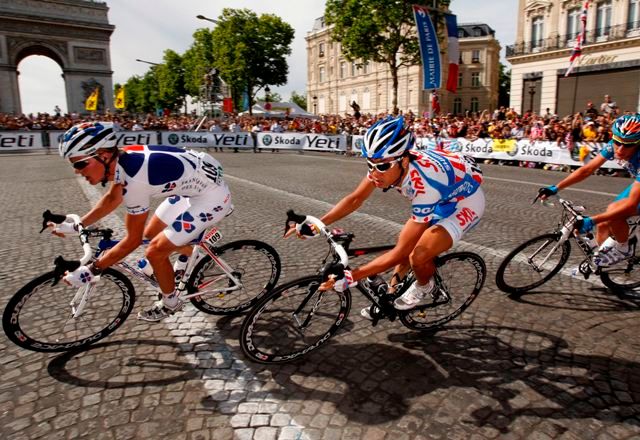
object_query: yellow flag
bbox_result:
[85,88,99,111]
[114,87,125,109]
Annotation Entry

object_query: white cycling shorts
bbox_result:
[154,185,233,246]
[435,187,485,245]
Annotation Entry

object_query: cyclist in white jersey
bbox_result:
[285,115,485,314]
[53,122,233,321]
[538,113,640,266]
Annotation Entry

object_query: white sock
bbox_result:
[162,292,180,308]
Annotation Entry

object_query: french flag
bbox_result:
[445,14,459,93]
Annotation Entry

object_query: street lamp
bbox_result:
[135,58,160,66]
[528,84,536,113]
[312,95,318,115]
[264,85,272,111]
[196,14,218,25]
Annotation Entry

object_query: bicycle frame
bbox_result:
[68,227,243,318]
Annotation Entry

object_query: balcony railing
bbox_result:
[506,22,640,57]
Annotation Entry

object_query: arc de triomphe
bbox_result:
[0,0,114,114]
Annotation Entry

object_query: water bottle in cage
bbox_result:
[584,233,599,252]
[137,258,154,278]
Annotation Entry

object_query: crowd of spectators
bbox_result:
[0,94,630,150]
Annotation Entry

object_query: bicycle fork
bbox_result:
[292,283,325,334]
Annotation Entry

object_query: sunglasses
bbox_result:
[70,154,98,170]
[367,158,401,173]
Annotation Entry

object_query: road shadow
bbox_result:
[47,339,199,388]
[240,324,640,432]
[503,286,640,312]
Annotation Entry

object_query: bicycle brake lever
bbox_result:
[51,256,82,286]
[532,195,540,205]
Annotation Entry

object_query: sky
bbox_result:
[18,0,517,114]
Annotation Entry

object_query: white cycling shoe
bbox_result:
[393,278,436,310]
[138,297,184,322]
[594,238,631,267]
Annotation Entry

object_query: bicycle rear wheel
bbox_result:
[2,268,135,352]
[400,252,486,331]
[188,240,281,315]
[600,258,640,297]
[239,275,351,364]
[495,233,571,295]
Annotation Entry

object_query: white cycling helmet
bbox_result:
[59,121,118,159]
[362,115,414,160]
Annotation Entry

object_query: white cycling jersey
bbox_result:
[398,150,484,224]
[114,145,227,215]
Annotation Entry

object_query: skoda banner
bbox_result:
[48,131,158,150]
[161,132,254,149]
[257,133,346,151]
[0,132,44,151]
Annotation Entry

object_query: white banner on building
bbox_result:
[257,133,347,151]
[161,132,254,149]
[0,132,44,150]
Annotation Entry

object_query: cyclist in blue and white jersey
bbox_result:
[285,115,485,315]
[539,113,640,266]
[54,121,233,321]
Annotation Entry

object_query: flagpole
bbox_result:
[570,66,580,115]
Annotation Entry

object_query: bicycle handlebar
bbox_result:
[42,210,93,268]
[286,210,349,267]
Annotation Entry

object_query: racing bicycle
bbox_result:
[495,197,640,297]
[3,210,281,352]
[239,210,486,364]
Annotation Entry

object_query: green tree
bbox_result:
[325,0,448,114]
[498,63,511,108]
[182,28,216,99]
[210,8,294,114]
[156,49,187,112]
[290,91,307,110]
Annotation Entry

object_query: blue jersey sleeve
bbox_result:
[600,141,614,160]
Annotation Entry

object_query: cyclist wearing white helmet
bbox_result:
[285,115,485,314]
[54,121,233,321]
[539,113,640,266]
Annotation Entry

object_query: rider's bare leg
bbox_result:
[410,225,453,284]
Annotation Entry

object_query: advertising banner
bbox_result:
[413,5,441,90]
[0,132,44,150]
[48,131,158,150]
[161,132,254,149]
[257,133,346,152]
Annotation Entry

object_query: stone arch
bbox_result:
[0,0,115,114]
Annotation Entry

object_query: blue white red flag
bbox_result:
[445,14,459,93]
[413,5,441,90]
[565,1,590,77]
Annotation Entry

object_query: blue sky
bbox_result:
[18,0,517,114]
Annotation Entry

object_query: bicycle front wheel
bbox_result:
[2,268,135,352]
[495,233,571,295]
[239,275,351,364]
[188,240,281,315]
[399,252,486,331]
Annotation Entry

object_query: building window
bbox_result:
[470,97,479,113]
[473,27,482,37]
[318,42,325,57]
[471,72,481,87]
[351,61,357,76]
[339,61,346,79]
[453,98,462,115]
[596,1,612,37]
[629,0,640,30]
[531,16,544,47]
[472,49,480,63]
[458,72,463,88]
[363,61,369,74]
[458,29,465,38]
[319,66,325,83]
[566,7,581,40]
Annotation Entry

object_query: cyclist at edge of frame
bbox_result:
[538,113,640,266]
[284,115,485,318]
[51,121,233,322]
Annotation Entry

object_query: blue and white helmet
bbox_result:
[362,116,414,160]
[59,121,118,159]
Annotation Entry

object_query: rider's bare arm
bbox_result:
[556,154,607,191]
[350,219,428,281]
[321,176,375,226]
[81,182,124,227]
[593,181,640,225]
[92,211,148,270]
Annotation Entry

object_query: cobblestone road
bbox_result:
[1,151,639,439]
